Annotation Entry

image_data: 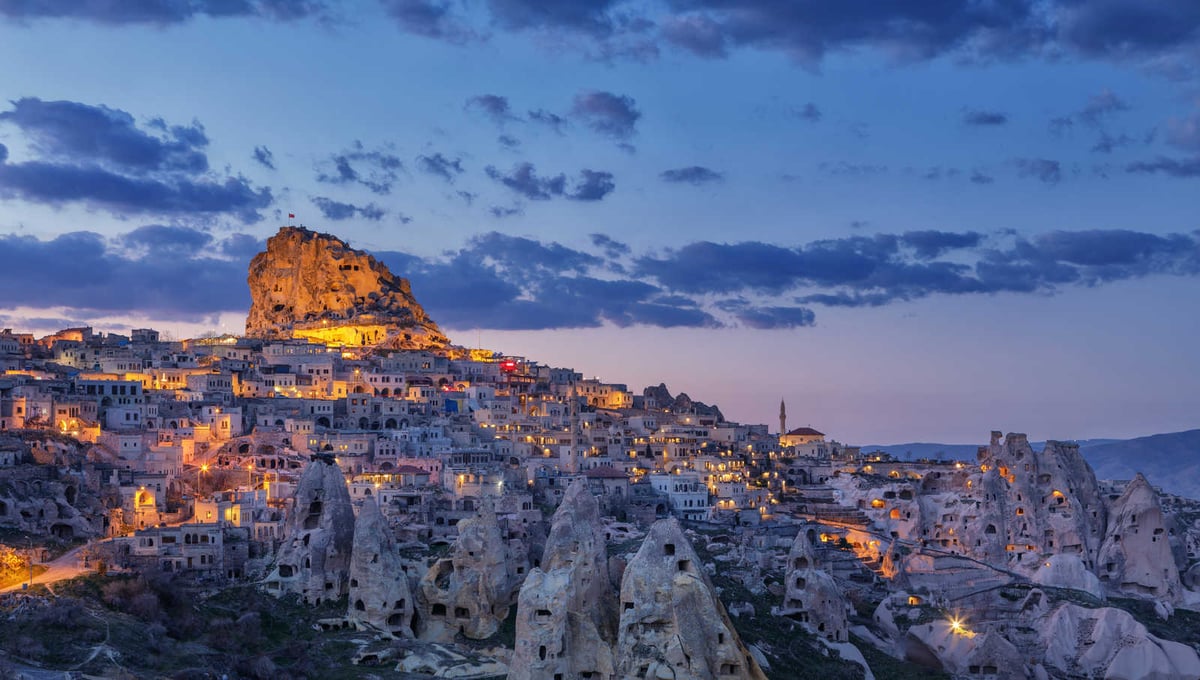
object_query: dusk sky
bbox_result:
[1,1,1198,445]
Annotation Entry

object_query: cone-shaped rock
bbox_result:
[348,497,414,637]
[417,500,518,641]
[615,518,767,680]
[1097,473,1181,602]
[510,480,617,679]
[779,529,849,643]
[265,457,355,603]
[245,226,448,349]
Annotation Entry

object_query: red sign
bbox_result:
[500,360,518,373]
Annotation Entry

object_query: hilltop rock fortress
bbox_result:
[245,226,449,350]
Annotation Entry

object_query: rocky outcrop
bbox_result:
[347,497,414,637]
[1031,554,1104,600]
[264,457,355,603]
[779,529,849,643]
[1097,474,1182,602]
[906,623,1025,679]
[1040,603,1200,679]
[615,518,767,680]
[510,480,616,679]
[245,227,448,349]
[417,501,521,642]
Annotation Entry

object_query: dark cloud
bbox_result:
[119,224,214,256]
[963,109,1008,126]
[1091,131,1134,153]
[1077,89,1130,126]
[252,145,276,170]
[900,230,983,259]
[590,233,631,258]
[0,0,328,24]
[0,228,253,320]
[485,0,624,35]
[0,159,272,221]
[571,91,640,140]
[0,100,268,221]
[489,204,523,218]
[818,161,887,177]
[528,109,568,133]
[485,163,615,201]
[970,169,995,184]
[794,103,822,122]
[466,94,515,125]
[380,0,475,42]
[311,196,386,221]
[660,166,724,185]
[1015,158,1063,184]
[416,152,464,182]
[1054,1,1200,58]
[0,98,208,173]
[6,225,1199,332]
[315,141,402,194]
[1125,156,1200,177]
[498,134,521,149]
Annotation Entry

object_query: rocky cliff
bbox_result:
[347,497,414,637]
[245,227,448,350]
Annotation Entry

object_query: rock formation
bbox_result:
[264,457,355,603]
[417,500,521,641]
[347,496,414,637]
[509,480,617,679]
[1097,474,1182,602]
[615,518,767,680]
[779,529,849,643]
[1039,603,1200,678]
[245,226,448,349]
[1031,554,1104,600]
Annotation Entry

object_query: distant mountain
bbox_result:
[1080,429,1200,500]
[859,430,1200,500]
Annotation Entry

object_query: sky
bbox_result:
[0,0,1198,445]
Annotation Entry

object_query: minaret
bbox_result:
[779,399,787,436]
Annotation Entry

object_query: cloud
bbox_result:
[0,228,254,320]
[315,141,402,194]
[498,134,521,149]
[416,152,464,182]
[1091,131,1134,153]
[252,145,275,169]
[0,0,329,24]
[466,94,515,125]
[5,225,1199,332]
[1126,156,1200,177]
[528,109,568,133]
[794,103,822,122]
[900,230,983,259]
[380,0,475,43]
[0,98,208,173]
[311,196,386,221]
[660,166,724,185]
[1166,108,1200,151]
[571,90,640,140]
[1078,89,1130,126]
[970,169,995,184]
[1015,158,1063,184]
[0,99,269,222]
[485,162,615,201]
[818,161,887,177]
[963,109,1008,126]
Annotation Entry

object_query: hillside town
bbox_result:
[1,227,1198,679]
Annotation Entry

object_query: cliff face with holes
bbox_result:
[245,227,448,350]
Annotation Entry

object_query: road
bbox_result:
[0,543,92,594]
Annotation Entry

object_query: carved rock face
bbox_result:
[509,480,616,679]
[779,530,849,643]
[416,502,521,642]
[615,518,768,680]
[245,227,448,349]
[348,498,414,637]
[265,459,355,603]
[1097,474,1182,602]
